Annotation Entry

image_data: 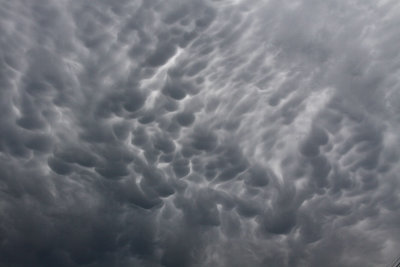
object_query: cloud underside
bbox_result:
[1,0,400,266]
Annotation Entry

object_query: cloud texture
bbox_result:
[1,0,400,266]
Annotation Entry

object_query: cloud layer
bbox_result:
[1,0,400,266]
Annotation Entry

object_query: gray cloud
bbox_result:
[1,0,400,266]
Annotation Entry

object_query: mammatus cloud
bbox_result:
[1,0,400,266]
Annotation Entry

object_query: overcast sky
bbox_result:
[1,0,400,266]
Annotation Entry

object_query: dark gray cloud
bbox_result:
[1,0,400,266]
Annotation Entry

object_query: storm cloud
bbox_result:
[1,0,400,266]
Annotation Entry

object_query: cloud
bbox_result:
[1,0,400,266]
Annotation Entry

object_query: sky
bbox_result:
[1,0,400,266]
